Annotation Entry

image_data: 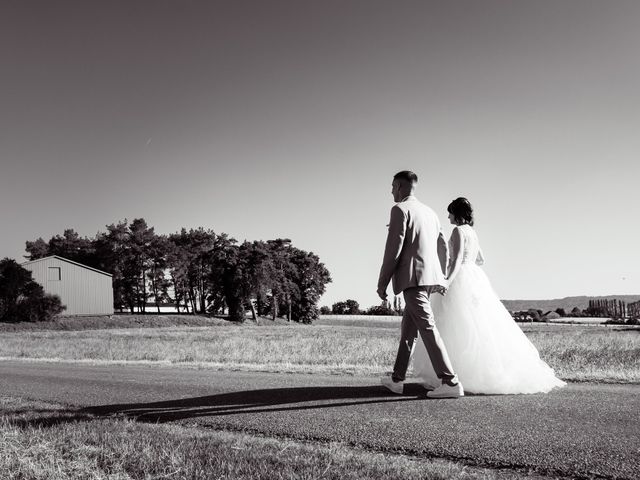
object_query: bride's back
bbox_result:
[454,224,480,265]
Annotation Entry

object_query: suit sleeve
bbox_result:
[377,205,407,290]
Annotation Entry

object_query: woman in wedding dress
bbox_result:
[413,198,566,394]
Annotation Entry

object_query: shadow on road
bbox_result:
[82,383,430,423]
[11,383,431,429]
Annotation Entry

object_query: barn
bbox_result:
[21,255,114,315]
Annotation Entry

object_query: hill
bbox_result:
[501,295,640,312]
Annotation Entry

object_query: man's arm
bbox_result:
[377,205,407,299]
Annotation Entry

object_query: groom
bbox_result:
[377,171,464,398]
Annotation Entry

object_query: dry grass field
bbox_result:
[0,315,637,383]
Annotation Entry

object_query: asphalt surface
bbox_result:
[1,360,638,479]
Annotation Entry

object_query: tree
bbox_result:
[287,248,331,323]
[220,240,331,323]
[147,235,171,313]
[332,299,360,315]
[94,220,131,312]
[127,219,156,313]
[319,306,331,315]
[230,240,277,321]
[265,239,296,320]
[555,308,566,317]
[166,234,191,313]
[332,302,347,314]
[24,238,49,260]
[208,232,239,316]
[344,299,360,315]
[0,258,33,320]
[47,229,97,267]
[25,229,99,268]
[0,258,65,322]
[168,228,221,314]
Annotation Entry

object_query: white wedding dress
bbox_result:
[413,224,566,394]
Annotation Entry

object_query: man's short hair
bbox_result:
[393,171,418,184]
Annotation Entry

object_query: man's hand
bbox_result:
[377,286,388,301]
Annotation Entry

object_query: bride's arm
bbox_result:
[446,227,465,283]
[437,229,448,275]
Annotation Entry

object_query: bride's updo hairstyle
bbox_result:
[448,197,474,226]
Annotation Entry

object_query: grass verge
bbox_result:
[0,318,638,383]
[1,396,542,480]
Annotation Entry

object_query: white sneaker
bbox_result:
[380,376,404,394]
[426,382,464,399]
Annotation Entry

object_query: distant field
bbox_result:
[316,315,401,328]
[501,294,640,312]
[0,313,613,332]
[0,314,230,332]
[317,315,611,327]
[0,317,637,383]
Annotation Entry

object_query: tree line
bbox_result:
[321,297,404,316]
[24,219,331,323]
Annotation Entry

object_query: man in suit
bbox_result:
[377,171,464,398]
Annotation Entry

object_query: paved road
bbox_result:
[1,360,638,479]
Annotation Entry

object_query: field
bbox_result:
[0,315,637,383]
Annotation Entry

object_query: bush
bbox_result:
[527,308,542,321]
[15,293,66,322]
[555,308,566,317]
[570,307,583,317]
[0,258,65,323]
[366,305,397,316]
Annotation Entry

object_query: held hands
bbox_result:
[435,278,450,296]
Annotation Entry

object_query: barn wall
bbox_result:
[23,257,114,315]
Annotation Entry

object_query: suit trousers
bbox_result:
[392,287,457,384]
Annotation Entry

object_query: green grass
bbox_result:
[0,314,231,332]
[0,319,638,383]
[0,396,534,480]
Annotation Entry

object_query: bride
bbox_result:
[413,197,566,394]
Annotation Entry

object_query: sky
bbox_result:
[1,1,639,308]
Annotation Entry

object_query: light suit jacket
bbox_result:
[378,196,448,295]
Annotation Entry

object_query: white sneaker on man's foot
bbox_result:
[380,376,404,394]
[426,382,464,398]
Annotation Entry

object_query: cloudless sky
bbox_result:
[1,1,638,308]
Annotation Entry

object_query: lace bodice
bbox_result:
[449,225,483,271]
[459,225,479,264]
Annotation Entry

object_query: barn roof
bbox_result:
[21,255,113,277]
